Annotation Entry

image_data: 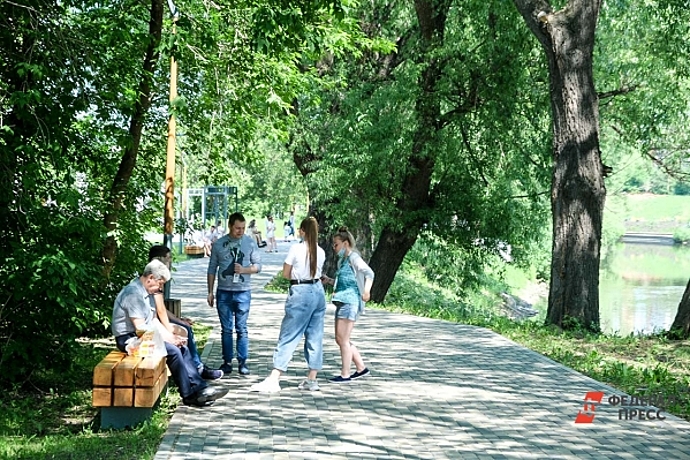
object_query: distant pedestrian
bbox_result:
[321,226,374,383]
[265,215,277,252]
[283,221,291,242]
[203,225,216,257]
[288,211,295,237]
[207,212,262,376]
[249,217,326,393]
[248,219,264,247]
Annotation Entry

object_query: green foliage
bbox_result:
[264,271,292,293]
[0,0,168,387]
[384,246,507,322]
[239,132,309,219]
[0,341,170,460]
[597,1,690,189]
[289,0,552,288]
[673,228,690,244]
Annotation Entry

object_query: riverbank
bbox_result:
[608,193,690,237]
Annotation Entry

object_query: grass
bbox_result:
[613,194,690,234]
[0,324,212,460]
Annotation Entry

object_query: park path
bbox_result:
[153,240,690,459]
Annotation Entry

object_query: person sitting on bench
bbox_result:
[111,259,227,407]
[148,245,223,380]
[248,219,265,247]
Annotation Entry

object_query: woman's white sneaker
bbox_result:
[249,378,281,393]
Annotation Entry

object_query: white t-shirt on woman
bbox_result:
[266,220,276,238]
[284,241,325,280]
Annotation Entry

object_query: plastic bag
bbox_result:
[125,325,167,359]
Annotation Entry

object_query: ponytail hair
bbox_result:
[300,217,319,278]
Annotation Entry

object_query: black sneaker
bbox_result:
[219,362,233,374]
[238,360,250,375]
[183,386,229,407]
[350,368,370,380]
[201,367,224,380]
[328,375,351,383]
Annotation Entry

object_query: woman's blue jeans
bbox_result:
[170,317,202,370]
[273,283,326,372]
[216,289,251,363]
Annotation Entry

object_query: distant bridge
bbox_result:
[620,233,676,245]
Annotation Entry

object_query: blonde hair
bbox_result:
[333,226,355,249]
[300,217,319,278]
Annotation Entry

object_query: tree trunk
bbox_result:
[669,279,690,339]
[513,2,605,331]
[367,0,449,303]
[369,227,418,302]
[101,0,164,277]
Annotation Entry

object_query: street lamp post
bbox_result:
[163,0,180,299]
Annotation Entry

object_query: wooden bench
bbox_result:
[93,350,168,429]
[184,245,205,258]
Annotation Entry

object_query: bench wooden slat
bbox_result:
[135,370,168,407]
[113,387,134,407]
[93,350,126,386]
[135,354,166,387]
[92,387,113,407]
[113,355,141,387]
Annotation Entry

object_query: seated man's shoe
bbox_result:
[219,362,233,374]
[238,359,250,375]
[183,386,229,407]
[201,367,224,380]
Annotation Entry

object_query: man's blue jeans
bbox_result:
[273,283,326,371]
[115,333,206,399]
[216,289,251,363]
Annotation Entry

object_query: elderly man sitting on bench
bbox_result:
[111,259,227,407]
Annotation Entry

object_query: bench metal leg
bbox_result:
[100,406,154,430]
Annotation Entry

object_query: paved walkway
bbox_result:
[154,240,690,459]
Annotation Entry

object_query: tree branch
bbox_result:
[644,149,690,181]
[598,84,639,101]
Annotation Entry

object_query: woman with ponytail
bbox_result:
[321,226,374,383]
[249,217,327,393]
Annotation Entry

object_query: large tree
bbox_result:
[0,0,351,385]
[291,0,552,301]
[101,0,164,276]
[513,0,606,331]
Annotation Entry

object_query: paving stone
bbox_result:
[153,246,690,460]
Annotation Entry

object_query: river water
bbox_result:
[599,241,690,335]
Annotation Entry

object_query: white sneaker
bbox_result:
[298,379,320,391]
[249,378,281,393]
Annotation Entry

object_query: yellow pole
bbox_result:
[164,19,178,239]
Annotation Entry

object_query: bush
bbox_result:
[0,203,153,389]
[673,227,690,244]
